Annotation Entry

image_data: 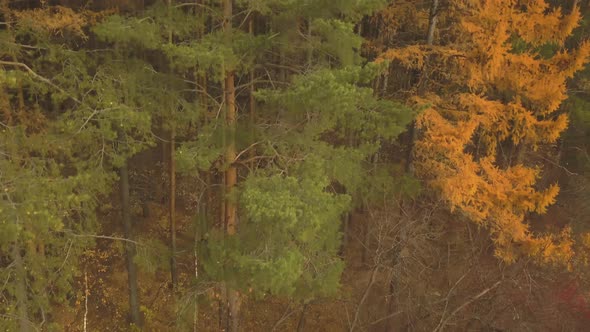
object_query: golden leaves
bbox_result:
[11,6,110,39]
[525,227,574,266]
[513,1,581,46]
[370,0,588,265]
[377,45,465,73]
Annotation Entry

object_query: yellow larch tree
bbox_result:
[377,0,590,263]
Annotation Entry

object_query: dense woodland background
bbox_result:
[2,0,590,331]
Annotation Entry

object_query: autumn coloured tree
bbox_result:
[377,0,590,263]
[2,0,590,331]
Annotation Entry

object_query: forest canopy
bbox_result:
[1,0,590,331]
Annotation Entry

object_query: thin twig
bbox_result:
[369,310,404,326]
[61,231,142,246]
[350,266,380,331]
[433,280,502,332]
[533,153,578,176]
[76,108,116,133]
[271,304,296,331]
[234,141,262,162]
[435,269,471,332]
[55,240,73,276]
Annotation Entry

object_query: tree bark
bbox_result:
[169,126,177,289]
[13,243,30,332]
[406,0,440,174]
[119,156,142,327]
[223,0,240,331]
[223,1,237,236]
[307,17,313,68]
[249,14,256,171]
[296,303,308,332]
[168,0,178,291]
[426,0,440,46]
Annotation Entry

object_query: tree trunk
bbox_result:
[381,70,389,97]
[13,243,30,332]
[296,303,308,332]
[158,133,168,204]
[222,0,236,235]
[426,0,440,46]
[339,212,353,256]
[223,0,240,331]
[119,157,142,327]
[249,14,256,170]
[169,127,177,289]
[307,17,313,68]
[168,0,177,291]
[406,0,440,173]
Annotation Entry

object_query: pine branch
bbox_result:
[0,60,81,104]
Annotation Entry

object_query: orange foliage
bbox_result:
[11,6,110,38]
[377,0,590,263]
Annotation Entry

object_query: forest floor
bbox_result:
[49,150,590,331]
[52,198,382,331]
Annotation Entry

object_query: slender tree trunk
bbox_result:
[159,133,168,204]
[223,1,237,241]
[426,0,440,46]
[404,123,416,173]
[307,17,313,68]
[339,212,351,256]
[279,49,287,84]
[120,156,142,327]
[169,126,177,289]
[13,243,30,332]
[192,3,207,328]
[350,266,379,332]
[406,0,440,174]
[223,0,240,330]
[381,70,389,97]
[168,0,178,291]
[296,303,308,332]
[84,269,89,332]
[248,14,256,171]
[249,14,256,170]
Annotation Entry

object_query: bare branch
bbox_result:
[350,266,379,331]
[271,304,296,331]
[60,230,143,246]
[433,280,502,332]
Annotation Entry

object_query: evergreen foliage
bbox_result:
[2,0,589,330]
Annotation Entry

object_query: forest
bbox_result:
[1,0,590,331]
